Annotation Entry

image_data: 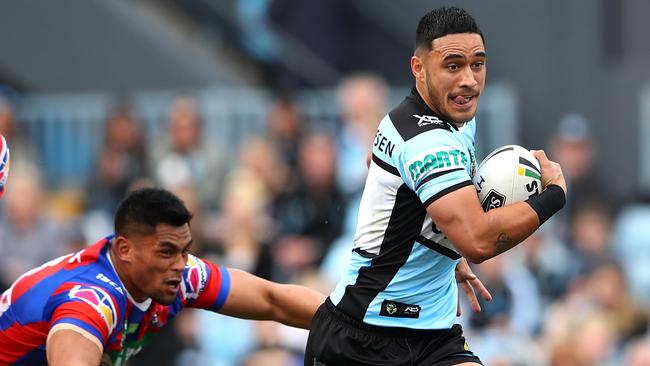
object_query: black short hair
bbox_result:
[415,7,484,52]
[114,188,193,237]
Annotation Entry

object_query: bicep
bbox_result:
[426,185,540,262]
[426,185,487,257]
[46,326,103,366]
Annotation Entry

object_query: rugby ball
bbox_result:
[472,145,541,211]
[0,134,9,198]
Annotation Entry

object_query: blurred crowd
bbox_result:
[1,74,650,366]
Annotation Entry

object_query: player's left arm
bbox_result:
[218,269,325,329]
[46,326,102,366]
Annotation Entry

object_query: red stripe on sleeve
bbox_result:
[191,260,223,309]
[50,301,111,345]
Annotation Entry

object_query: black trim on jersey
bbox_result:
[416,236,461,259]
[415,168,465,190]
[388,87,455,142]
[372,154,400,176]
[352,247,377,259]
[519,156,541,175]
[337,184,426,320]
[422,180,474,208]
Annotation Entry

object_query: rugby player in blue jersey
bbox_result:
[305,6,567,366]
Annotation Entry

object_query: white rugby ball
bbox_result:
[472,145,541,211]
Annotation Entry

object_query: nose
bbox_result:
[459,65,478,89]
[172,253,187,273]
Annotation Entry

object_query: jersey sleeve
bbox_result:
[49,283,121,348]
[399,129,473,207]
[181,254,231,311]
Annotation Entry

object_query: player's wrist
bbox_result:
[524,184,566,225]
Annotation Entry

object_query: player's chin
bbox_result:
[154,287,180,305]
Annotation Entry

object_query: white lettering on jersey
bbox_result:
[413,114,443,127]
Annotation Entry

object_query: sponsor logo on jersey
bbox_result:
[69,285,118,332]
[96,273,123,295]
[413,114,444,127]
[407,148,469,182]
[380,300,421,318]
[374,130,395,157]
[182,255,208,300]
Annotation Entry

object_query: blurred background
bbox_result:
[1,0,650,365]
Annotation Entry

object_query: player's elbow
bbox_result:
[463,248,491,264]
[456,236,493,264]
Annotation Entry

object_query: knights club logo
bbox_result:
[481,190,506,212]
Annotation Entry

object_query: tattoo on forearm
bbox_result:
[494,233,514,256]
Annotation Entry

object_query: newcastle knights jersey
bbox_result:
[330,87,477,330]
[0,236,230,365]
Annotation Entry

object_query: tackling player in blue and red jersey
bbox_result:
[0,188,326,365]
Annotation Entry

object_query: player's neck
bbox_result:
[108,246,147,303]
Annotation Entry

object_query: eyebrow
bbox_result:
[159,240,193,251]
[443,51,487,61]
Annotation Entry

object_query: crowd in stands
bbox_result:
[1,74,650,366]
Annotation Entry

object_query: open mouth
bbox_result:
[164,279,181,292]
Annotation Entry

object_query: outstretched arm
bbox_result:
[218,269,326,329]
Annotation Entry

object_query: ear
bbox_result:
[411,54,425,82]
[112,236,134,263]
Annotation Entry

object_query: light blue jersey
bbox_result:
[330,87,477,330]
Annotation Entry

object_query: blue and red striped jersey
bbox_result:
[0,236,231,365]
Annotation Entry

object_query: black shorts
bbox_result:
[305,299,482,366]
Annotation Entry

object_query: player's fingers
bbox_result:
[469,276,492,301]
[460,280,481,313]
[457,293,462,316]
[530,149,549,163]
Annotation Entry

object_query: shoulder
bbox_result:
[387,95,453,142]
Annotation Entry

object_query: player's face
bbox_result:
[420,33,486,125]
[131,223,192,305]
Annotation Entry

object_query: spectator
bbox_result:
[86,104,147,216]
[568,200,615,279]
[150,96,226,210]
[271,133,344,281]
[335,73,388,196]
[613,192,650,306]
[0,162,71,289]
[266,95,305,171]
[0,93,38,166]
[549,113,611,240]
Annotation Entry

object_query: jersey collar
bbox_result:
[407,86,458,131]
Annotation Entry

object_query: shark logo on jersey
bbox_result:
[69,285,118,332]
[413,114,443,127]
